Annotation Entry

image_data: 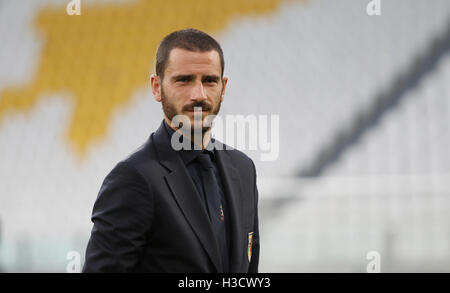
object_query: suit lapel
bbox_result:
[152,121,223,272]
[214,147,245,272]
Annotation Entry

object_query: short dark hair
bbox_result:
[155,28,225,79]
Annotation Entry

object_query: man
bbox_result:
[83,28,260,273]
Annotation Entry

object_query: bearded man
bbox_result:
[83,28,260,273]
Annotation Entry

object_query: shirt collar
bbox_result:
[163,119,215,165]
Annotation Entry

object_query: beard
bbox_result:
[160,85,222,135]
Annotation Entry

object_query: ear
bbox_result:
[220,76,228,102]
[150,74,162,102]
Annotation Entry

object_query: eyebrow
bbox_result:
[202,75,220,82]
[172,74,194,82]
[171,74,221,82]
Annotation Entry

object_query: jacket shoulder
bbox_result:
[112,135,159,176]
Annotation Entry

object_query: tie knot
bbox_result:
[197,151,214,169]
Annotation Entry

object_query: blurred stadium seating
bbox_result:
[0,0,449,272]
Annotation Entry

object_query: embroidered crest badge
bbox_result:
[247,232,254,262]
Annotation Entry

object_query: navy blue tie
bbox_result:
[196,151,229,272]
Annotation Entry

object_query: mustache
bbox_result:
[182,101,212,112]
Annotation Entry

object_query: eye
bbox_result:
[203,77,218,84]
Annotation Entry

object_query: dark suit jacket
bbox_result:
[83,120,260,273]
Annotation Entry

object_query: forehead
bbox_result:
[164,48,221,77]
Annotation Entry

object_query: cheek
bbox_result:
[206,87,223,100]
[164,87,183,105]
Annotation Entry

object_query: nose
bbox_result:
[190,81,207,101]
